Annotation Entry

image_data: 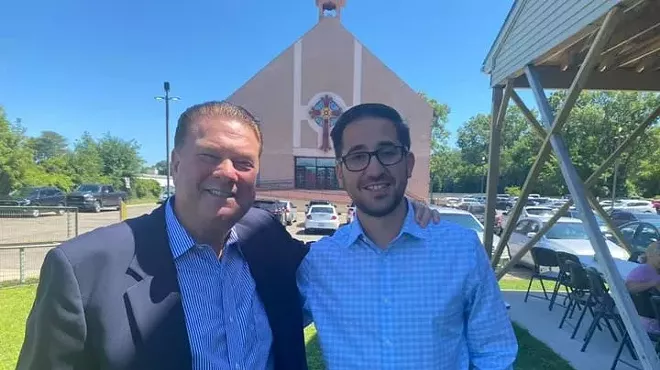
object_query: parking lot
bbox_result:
[0,204,335,282]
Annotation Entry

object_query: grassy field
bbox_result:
[1,279,570,370]
[0,285,36,369]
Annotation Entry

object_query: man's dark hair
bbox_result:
[330,103,411,158]
[174,101,263,155]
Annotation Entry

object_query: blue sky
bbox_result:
[1,0,513,165]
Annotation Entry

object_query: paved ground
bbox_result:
[0,205,157,282]
[0,204,522,283]
[0,204,331,282]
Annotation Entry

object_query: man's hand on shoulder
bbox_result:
[410,198,442,227]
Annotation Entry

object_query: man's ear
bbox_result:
[335,161,344,188]
[170,150,180,185]
[406,152,415,178]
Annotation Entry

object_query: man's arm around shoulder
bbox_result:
[464,231,518,370]
[16,247,87,370]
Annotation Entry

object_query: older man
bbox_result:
[17,101,440,370]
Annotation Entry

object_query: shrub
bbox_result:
[131,178,161,198]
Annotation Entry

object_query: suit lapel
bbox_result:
[124,205,192,370]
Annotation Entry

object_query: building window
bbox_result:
[294,157,340,190]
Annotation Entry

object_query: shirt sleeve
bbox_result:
[464,231,518,370]
[297,254,314,327]
[626,264,659,284]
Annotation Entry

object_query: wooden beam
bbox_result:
[491,7,623,267]
[511,65,660,91]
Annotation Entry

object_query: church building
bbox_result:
[228,0,433,200]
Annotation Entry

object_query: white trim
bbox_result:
[353,40,362,105]
[293,147,339,158]
[293,40,303,148]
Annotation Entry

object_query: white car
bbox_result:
[304,204,340,234]
[619,200,656,214]
[345,202,356,224]
[430,206,502,249]
[508,216,630,268]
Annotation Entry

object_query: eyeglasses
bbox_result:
[340,146,407,172]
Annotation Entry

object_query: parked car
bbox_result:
[253,199,287,225]
[431,206,502,248]
[507,217,630,268]
[608,210,660,228]
[346,202,356,224]
[66,184,127,212]
[306,199,333,212]
[304,204,340,234]
[279,200,298,225]
[0,186,67,217]
[157,188,175,204]
[617,219,660,253]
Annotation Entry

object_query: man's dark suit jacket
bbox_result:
[16,204,309,370]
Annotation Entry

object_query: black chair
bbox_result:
[550,251,581,311]
[525,247,561,303]
[581,267,628,354]
[559,260,604,339]
[610,295,660,369]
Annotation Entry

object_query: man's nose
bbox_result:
[212,159,239,181]
[363,154,386,177]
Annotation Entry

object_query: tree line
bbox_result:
[3,91,660,200]
[424,91,660,198]
[0,106,160,199]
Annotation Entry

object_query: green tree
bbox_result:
[69,132,106,185]
[0,110,35,194]
[28,130,69,162]
[154,160,168,175]
[97,133,144,189]
[419,93,453,192]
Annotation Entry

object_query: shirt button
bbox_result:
[229,316,234,323]
[234,364,240,370]
[383,297,390,304]
[385,339,393,347]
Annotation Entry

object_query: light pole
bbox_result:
[481,155,487,194]
[611,126,623,210]
[155,82,180,197]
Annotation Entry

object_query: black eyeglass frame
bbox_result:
[338,145,408,172]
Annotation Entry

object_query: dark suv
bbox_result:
[0,186,67,217]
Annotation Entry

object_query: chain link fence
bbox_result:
[0,206,79,285]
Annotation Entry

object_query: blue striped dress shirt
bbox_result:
[165,199,273,370]
[298,200,518,369]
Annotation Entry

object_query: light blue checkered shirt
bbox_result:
[165,199,273,370]
[298,200,518,369]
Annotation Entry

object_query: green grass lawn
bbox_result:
[1,279,571,370]
[125,197,158,205]
[0,285,37,369]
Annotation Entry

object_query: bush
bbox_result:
[504,186,522,197]
[131,178,161,199]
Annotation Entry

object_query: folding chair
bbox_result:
[558,260,603,339]
[550,251,581,311]
[610,295,660,369]
[581,268,626,353]
[524,247,561,303]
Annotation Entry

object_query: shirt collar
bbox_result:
[165,197,240,259]
[346,198,427,247]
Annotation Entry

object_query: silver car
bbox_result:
[280,200,298,226]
